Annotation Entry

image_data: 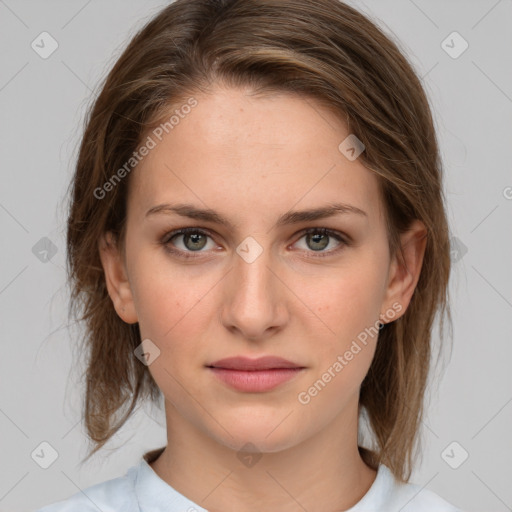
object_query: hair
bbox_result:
[66,0,452,482]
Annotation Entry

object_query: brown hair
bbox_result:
[66,0,452,481]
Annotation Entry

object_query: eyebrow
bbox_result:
[145,202,367,229]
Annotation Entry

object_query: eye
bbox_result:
[292,227,348,257]
[160,226,350,260]
[161,227,217,258]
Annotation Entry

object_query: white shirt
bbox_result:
[35,449,463,512]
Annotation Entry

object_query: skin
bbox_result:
[99,84,427,512]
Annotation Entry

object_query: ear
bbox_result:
[98,231,138,324]
[380,219,427,324]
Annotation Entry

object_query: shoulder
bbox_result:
[374,466,462,512]
[34,465,139,512]
[357,465,463,512]
[390,480,462,512]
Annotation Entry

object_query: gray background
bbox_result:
[1,0,511,511]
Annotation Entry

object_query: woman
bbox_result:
[36,0,460,510]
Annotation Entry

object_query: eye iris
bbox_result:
[184,232,207,251]
[307,232,329,251]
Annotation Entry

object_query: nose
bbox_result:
[220,242,289,342]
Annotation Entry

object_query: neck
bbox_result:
[149,398,377,512]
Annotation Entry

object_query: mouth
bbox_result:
[206,356,306,392]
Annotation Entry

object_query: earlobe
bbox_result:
[381,220,427,323]
[98,231,138,324]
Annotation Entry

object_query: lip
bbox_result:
[208,356,303,371]
[206,356,305,392]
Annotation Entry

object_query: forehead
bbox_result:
[128,86,383,227]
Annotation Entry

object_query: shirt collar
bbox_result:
[132,448,391,512]
[131,448,208,512]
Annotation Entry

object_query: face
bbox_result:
[100,84,426,453]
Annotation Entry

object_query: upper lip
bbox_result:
[207,356,304,371]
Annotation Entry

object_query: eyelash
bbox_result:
[159,227,350,260]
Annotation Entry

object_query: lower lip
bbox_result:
[208,367,304,392]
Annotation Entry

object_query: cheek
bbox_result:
[295,256,386,397]
[297,268,382,408]
[307,262,385,339]
[121,235,209,407]
[128,253,216,347]
[129,263,214,401]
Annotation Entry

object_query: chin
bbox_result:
[207,413,305,454]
